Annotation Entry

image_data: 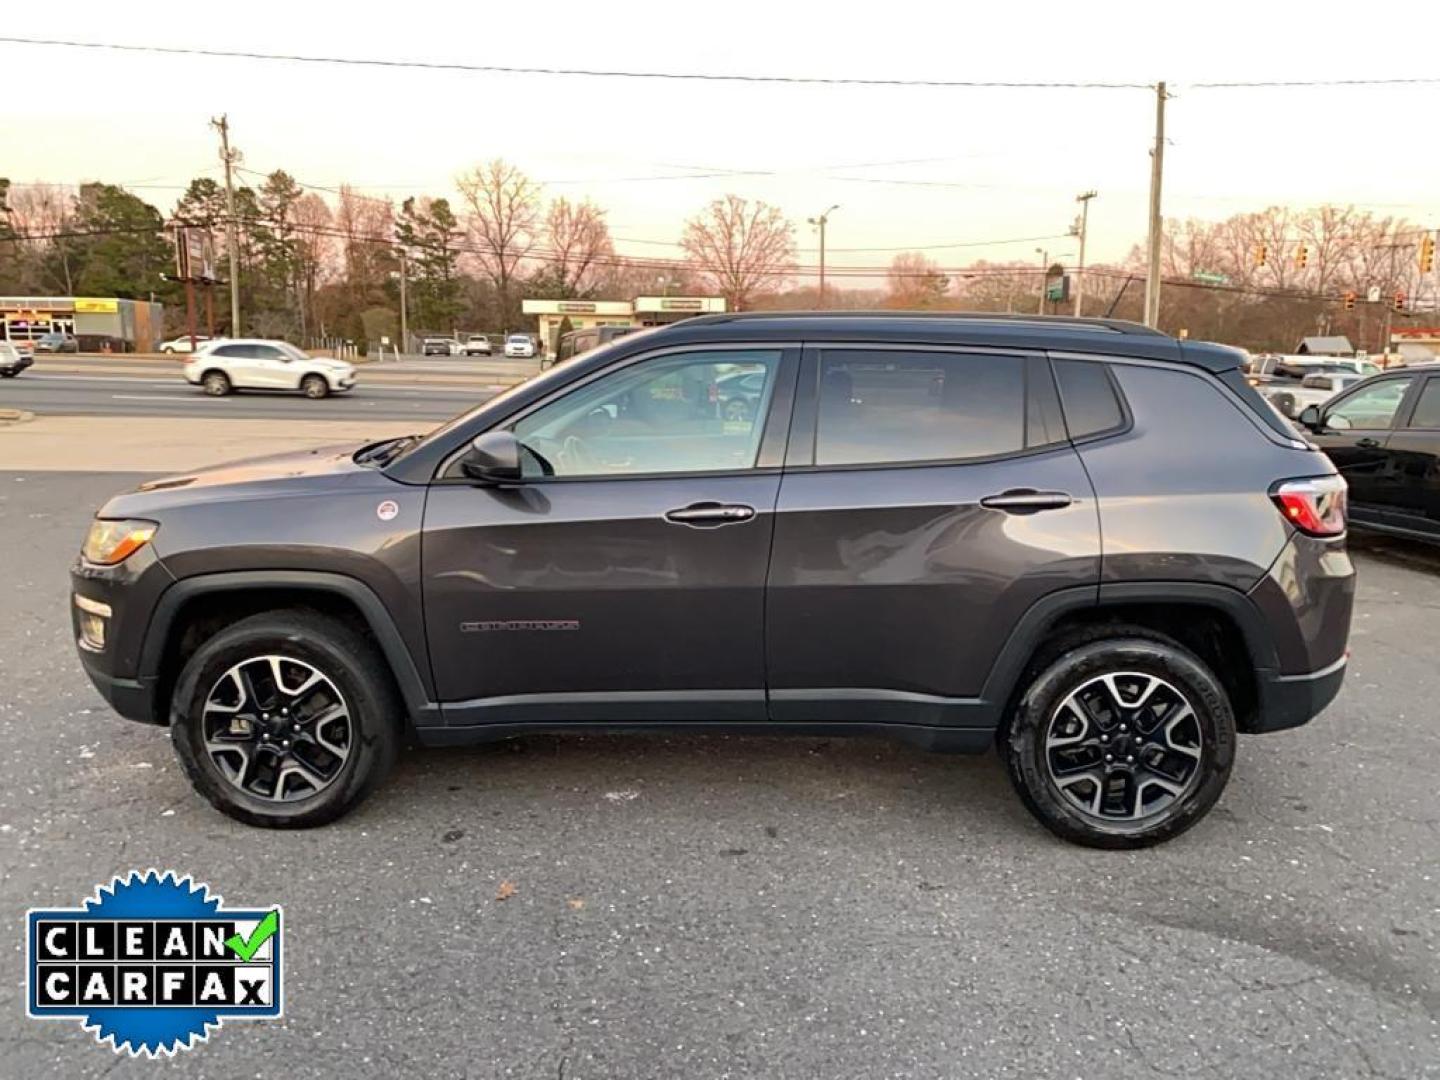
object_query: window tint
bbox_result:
[513,350,781,478]
[1407,379,1440,429]
[211,344,246,358]
[814,351,1025,466]
[1326,377,1413,430]
[1053,358,1124,438]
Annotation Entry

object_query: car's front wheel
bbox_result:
[170,610,402,828]
[1003,632,1236,848]
[301,374,329,399]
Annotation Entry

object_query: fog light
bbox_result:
[74,594,111,651]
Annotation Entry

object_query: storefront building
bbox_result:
[522,296,726,357]
[0,296,165,352]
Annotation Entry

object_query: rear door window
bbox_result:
[814,350,1026,466]
[1406,378,1440,429]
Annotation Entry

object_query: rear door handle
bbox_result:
[980,489,1074,513]
[664,502,756,527]
[1356,437,1382,449]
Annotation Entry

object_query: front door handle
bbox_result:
[1356,437,1382,449]
[664,502,756,527]
[980,488,1074,513]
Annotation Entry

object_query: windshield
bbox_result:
[506,335,529,343]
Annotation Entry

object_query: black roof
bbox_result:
[627,311,1245,374]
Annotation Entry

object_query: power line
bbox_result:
[0,36,1151,88]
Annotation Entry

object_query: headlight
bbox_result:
[82,519,158,565]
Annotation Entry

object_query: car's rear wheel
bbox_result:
[1003,632,1236,848]
[170,610,402,828]
[202,370,231,396]
[301,374,329,399]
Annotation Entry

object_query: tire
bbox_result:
[202,370,231,396]
[161,346,176,355]
[1270,392,1296,418]
[170,610,402,828]
[0,371,14,378]
[723,398,750,423]
[301,374,329,399]
[1002,631,1236,849]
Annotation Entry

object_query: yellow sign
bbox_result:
[74,298,119,314]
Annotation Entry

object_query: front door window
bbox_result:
[512,351,781,478]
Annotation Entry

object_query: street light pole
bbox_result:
[397,249,409,356]
[1035,248,1049,314]
[1073,190,1097,317]
[807,204,840,308]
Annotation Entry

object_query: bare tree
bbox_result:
[457,159,541,326]
[7,182,77,292]
[885,252,951,309]
[541,197,613,298]
[291,193,334,340]
[333,185,394,310]
[680,194,795,310]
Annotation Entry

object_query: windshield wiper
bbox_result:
[355,434,421,467]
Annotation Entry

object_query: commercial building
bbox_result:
[522,296,726,357]
[0,296,165,352]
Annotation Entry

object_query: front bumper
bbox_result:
[71,545,175,726]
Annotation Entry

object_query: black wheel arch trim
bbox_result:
[138,570,439,727]
[979,580,1281,718]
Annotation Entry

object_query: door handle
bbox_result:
[664,502,756,527]
[1356,437,1382,449]
[980,488,1074,513]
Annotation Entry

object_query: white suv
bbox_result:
[504,333,536,358]
[184,339,356,398]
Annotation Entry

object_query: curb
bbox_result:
[0,408,36,426]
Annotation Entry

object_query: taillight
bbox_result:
[1272,475,1347,537]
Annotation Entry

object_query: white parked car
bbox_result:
[1262,371,1369,418]
[463,334,493,356]
[504,333,536,358]
[159,335,214,354]
[184,339,356,399]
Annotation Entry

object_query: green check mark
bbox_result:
[225,909,279,962]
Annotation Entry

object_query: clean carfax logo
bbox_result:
[26,870,282,1057]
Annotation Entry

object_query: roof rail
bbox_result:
[681,310,1170,337]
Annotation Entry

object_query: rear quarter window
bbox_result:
[1053,359,1125,438]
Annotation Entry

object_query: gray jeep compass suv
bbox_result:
[70,314,1354,847]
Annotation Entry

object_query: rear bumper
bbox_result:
[1252,653,1347,733]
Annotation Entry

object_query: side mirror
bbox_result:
[1296,405,1322,430]
[461,430,523,484]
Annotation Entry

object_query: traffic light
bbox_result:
[1422,234,1436,274]
[1394,289,1407,311]
[1254,243,1268,267]
[1295,245,1309,269]
[1343,291,1356,310]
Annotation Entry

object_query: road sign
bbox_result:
[1367,286,1382,303]
[1045,275,1070,302]
[1192,270,1230,285]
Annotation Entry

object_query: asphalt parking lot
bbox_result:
[2,470,1437,1079]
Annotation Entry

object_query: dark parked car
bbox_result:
[34,331,79,353]
[1295,363,1440,542]
[71,313,1353,847]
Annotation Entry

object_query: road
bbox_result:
[0,371,502,421]
[1,472,1437,1079]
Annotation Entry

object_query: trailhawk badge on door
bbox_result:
[26,870,283,1057]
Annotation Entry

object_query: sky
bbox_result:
[3,0,1439,287]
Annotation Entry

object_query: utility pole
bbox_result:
[397,249,409,356]
[1035,248,1049,314]
[807,204,839,308]
[210,114,242,336]
[1072,190,1097,317]
[1143,83,1168,328]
